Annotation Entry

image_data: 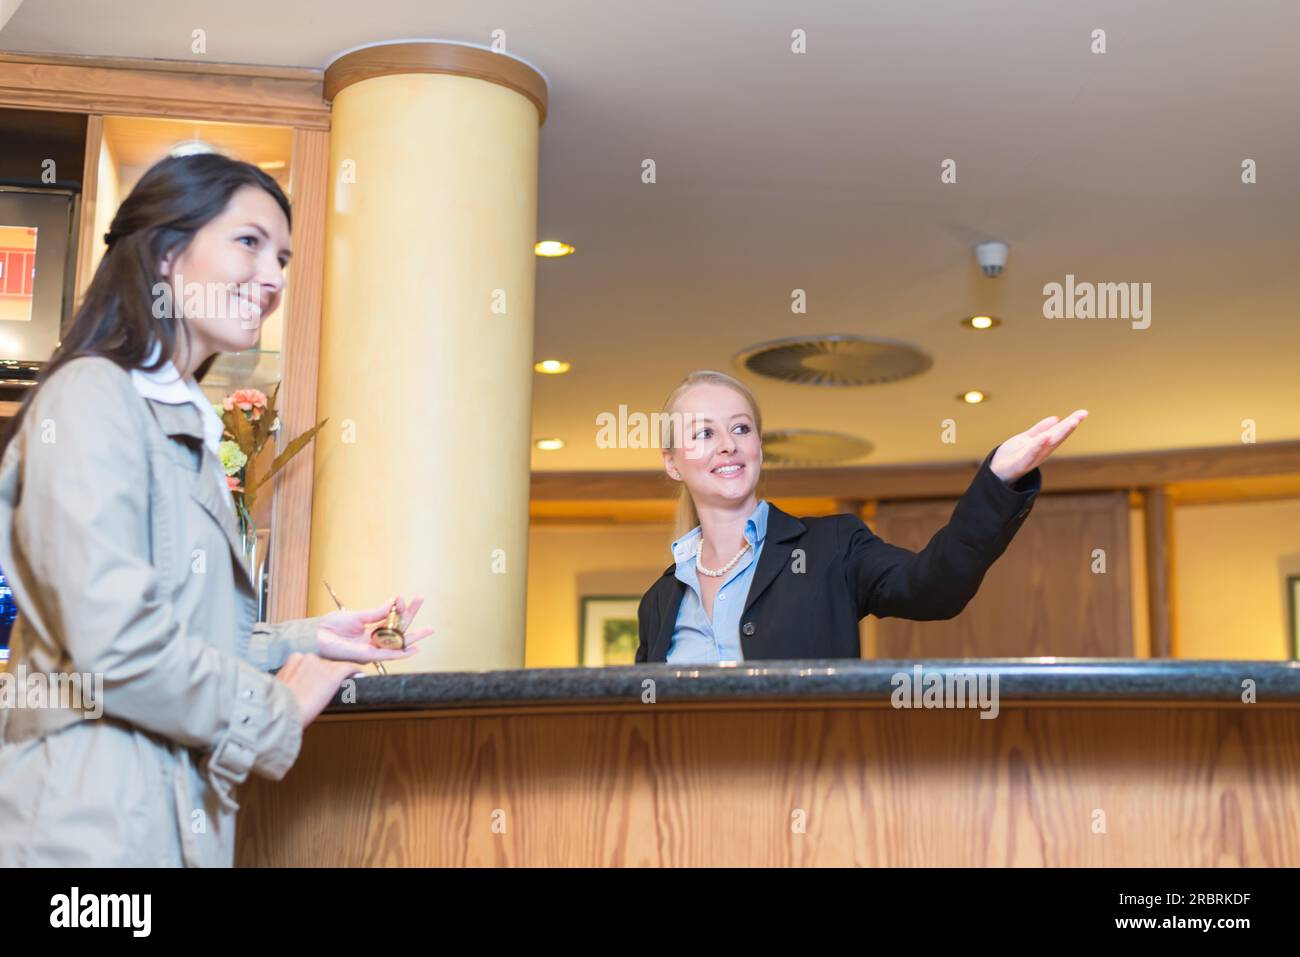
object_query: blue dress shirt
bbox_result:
[666,500,770,663]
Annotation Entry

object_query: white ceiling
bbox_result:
[4,0,1299,472]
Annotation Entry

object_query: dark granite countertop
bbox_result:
[326,659,1300,713]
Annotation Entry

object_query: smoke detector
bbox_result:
[975,241,1008,278]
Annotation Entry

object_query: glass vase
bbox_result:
[235,495,270,621]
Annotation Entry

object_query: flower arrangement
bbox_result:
[214,385,327,526]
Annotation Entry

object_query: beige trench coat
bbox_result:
[0,356,321,866]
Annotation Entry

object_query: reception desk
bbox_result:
[236,660,1300,866]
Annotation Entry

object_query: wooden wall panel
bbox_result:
[267,127,330,623]
[1144,488,1175,657]
[0,54,328,129]
[72,114,103,299]
[236,704,1300,867]
[873,492,1133,658]
[531,440,1300,502]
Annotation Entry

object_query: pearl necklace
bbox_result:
[696,539,752,577]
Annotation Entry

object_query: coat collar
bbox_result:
[651,503,806,660]
[130,349,224,454]
[740,503,806,615]
[144,397,206,443]
[141,397,255,597]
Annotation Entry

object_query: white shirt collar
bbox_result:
[129,342,224,456]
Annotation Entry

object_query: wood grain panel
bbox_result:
[102,115,293,189]
[266,128,329,623]
[1144,488,1175,658]
[72,114,103,300]
[0,54,328,129]
[873,493,1133,658]
[531,440,1300,502]
[236,704,1300,866]
[529,496,846,525]
[1169,473,1300,505]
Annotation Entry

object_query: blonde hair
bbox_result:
[661,370,764,540]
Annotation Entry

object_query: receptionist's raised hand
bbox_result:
[990,410,1088,484]
[316,595,434,664]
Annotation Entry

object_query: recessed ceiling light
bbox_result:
[534,240,575,257]
[258,160,287,171]
[533,359,571,374]
[168,139,217,158]
[962,315,1001,330]
[535,438,565,451]
[959,390,988,404]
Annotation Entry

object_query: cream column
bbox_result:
[309,42,548,670]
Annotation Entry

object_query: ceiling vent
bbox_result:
[761,429,874,466]
[736,335,932,386]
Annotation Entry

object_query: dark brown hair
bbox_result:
[1,152,291,453]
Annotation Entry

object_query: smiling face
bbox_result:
[162,184,291,368]
[662,382,763,511]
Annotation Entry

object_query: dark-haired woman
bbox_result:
[0,154,431,866]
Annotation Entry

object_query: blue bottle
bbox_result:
[0,566,16,663]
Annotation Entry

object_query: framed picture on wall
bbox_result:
[1289,574,1300,659]
[0,187,78,364]
[579,596,641,667]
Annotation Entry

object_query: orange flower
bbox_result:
[226,475,244,493]
[223,389,269,422]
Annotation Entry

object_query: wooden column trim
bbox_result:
[1143,487,1176,657]
[323,42,548,124]
[267,127,330,623]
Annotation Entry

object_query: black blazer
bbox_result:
[636,446,1042,662]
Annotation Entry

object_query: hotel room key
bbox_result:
[322,579,402,675]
